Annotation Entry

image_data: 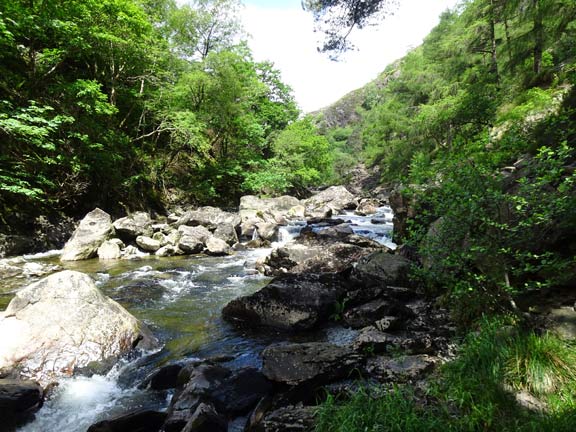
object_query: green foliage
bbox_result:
[316,317,576,432]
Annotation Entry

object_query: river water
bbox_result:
[3,207,394,432]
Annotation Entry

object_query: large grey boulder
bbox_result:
[261,342,360,385]
[112,212,153,241]
[304,186,357,216]
[97,240,122,260]
[61,209,114,261]
[222,273,346,331]
[0,271,156,385]
[135,235,161,252]
[177,225,211,254]
[205,237,232,256]
[176,207,240,231]
[239,195,301,222]
[212,223,238,245]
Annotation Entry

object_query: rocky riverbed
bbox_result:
[0,186,456,432]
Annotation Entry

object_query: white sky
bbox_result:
[241,0,461,113]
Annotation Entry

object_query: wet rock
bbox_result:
[61,208,114,261]
[222,273,346,331]
[122,245,148,259]
[351,250,412,287]
[141,364,183,391]
[343,298,415,329]
[355,198,380,216]
[256,222,278,242]
[87,410,167,432]
[136,236,161,252]
[97,240,122,260]
[0,378,43,415]
[364,355,438,382]
[262,342,360,385]
[155,245,184,257]
[164,364,231,432]
[205,237,232,256]
[239,195,301,223]
[352,326,395,354]
[181,403,226,432]
[304,186,357,216]
[211,368,272,416]
[213,223,239,245]
[178,225,211,243]
[176,207,240,231]
[112,212,153,241]
[0,270,157,385]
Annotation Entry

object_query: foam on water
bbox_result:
[22,249,62,260]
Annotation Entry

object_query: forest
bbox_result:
[1,0,576,430]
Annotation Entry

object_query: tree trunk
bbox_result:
[532,0,544,75]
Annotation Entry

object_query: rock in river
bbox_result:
[61,208,114,261]
[222,273,347,331]
[0,270,156,385]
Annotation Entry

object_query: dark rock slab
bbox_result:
[222,273,347,331]
[211,368,272,416]
[181,403,226,432]
[0,379,43,414]
[262,342,360,386]
[351,250,412,287]
[87,410,166,432]
[343,298,415,329]
[255,404,316,432]
[364,355,438,383]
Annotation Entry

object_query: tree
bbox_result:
[302,0,398,55]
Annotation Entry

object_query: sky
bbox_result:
[241,0,461,113]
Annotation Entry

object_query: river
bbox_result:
[2,208,394,431]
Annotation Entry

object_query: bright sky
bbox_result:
[241,0,461,113]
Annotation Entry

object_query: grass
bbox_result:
[315,316,576,432]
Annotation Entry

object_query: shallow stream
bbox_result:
[2,207,394,431]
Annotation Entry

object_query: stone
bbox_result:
[213,223,239,245]
[112,212,153,241]
[211,368,272,416]
[0,271,156,385]
[87,410,167,432]
[135,236,161,252]
[262,342,360,386]
[304,186,357,216]
[364,355,437,382]
[178,225,211,253]
[256,404,316,432]
[155,245,184,257]
[255,222,278,242]
[97,240,122,260]
[0,379,43,414]
[351,250,412,287]
[122,245,148,259]
[141,364,183,391]
[239,195,301,221]
[355,198,380,216]
[205,237,231,256]
[61,209,114,261]
[152,231,168,246]
[181,403,226,432]
[176,207,240,230]
[223,273,346,331]
[343,298,415,329]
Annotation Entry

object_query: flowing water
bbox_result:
[2,207,395,431]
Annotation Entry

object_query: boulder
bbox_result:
[112,212,153,241]
[181,403,226,432]
[135,236,161,252]
[122,245,148,259]
[0,378,43,414]
[87,410,167,432]
[205,237,231,256]
[351,250,412,287]
[210,368,272,416]
[355,198,380,216]
[239,195,301,222]
[213,223,239,245]
[364,355,438,383]
[0,271,156,385]
[61,209,114,261]
[222,273,346,331]
[156,245,184,257]
[342,298,415,329]
[255,222,278,242]
[141,364,183,391]
[176,207,240,230]
[255,404,316,432]
[97,240,122,260]
[177,225,210,254]
[304,186,357,216]
[261,342,360,385]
